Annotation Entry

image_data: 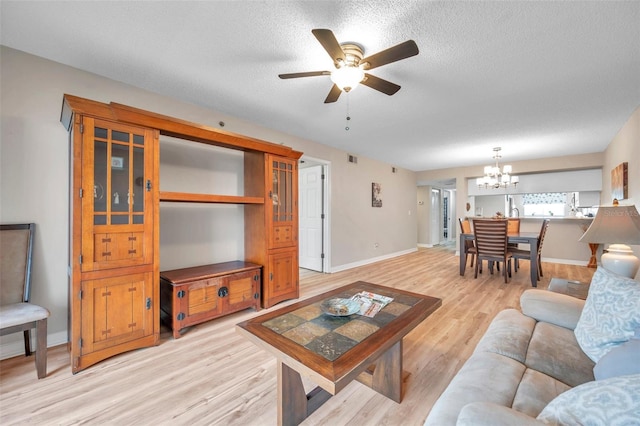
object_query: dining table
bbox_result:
[459,232,541,287]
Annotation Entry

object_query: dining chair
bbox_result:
[511,219,550,281]
[507,218,521,235]
[472,219,513,283]
[0,223,49,378]
[507,218,521,267]
[459,218,476,270]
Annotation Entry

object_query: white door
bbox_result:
[299,165,324,271]
[431,189,441,246]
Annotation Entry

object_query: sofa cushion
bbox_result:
[457,402,544,426]
[473,308,536,363]
[537,373,640,425]
[593,335,640,380]
[520,289,585,330]
[512,368,571,418]
[574,266,640,362]
[526,321,595,387]
[424,352,526,426]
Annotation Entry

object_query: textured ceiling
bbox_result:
[1,1,639,172]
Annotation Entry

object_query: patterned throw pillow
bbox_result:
[594,336,640,380]
[574,267,640,362]
[537,374,640,425]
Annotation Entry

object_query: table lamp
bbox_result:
[579,200,640,278]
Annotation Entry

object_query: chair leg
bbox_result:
[35,319,47,379]
[474,259,479,278]
[470,254,475,268]
[24,329,32,356]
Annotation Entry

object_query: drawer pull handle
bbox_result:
[218,287,229,298]
[102,238,111,243]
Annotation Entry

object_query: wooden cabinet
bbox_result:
[245,154,299,308]
[62,99,159,373]
[62,94,302,371]
[160,261,261,338]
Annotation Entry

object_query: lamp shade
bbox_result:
[579,204,640,244]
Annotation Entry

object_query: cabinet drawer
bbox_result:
[270,225,295,248]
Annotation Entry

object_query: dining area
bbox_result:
[458,217,550,287]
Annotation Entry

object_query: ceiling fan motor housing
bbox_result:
[337,43,365,68]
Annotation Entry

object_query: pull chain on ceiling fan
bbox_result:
[279,29,419,103]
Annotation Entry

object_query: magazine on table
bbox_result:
[350,291,393,317]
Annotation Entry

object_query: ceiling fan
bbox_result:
[279,29,419,103]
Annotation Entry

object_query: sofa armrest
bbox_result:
[456,402,544,426]
[520,289,585,330]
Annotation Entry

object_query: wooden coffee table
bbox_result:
[236,281,442,426]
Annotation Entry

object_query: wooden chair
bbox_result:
[472,219,513,283]
[507,218,521,267]
[0,223,49,378]
[459,218,476,271]
[512,219,550,281]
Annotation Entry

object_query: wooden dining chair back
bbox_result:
[0,223,49,378]
[507,218,520,235]
[459,218,476,270]
[472,219,513,283]
[512,219,551,281]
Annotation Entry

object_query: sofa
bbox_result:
[425,267,640,425]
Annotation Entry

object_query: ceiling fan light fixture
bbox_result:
[330,66,365,92]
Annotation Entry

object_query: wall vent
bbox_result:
[347,154,358,164]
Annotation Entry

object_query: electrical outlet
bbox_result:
[374,242,379,248]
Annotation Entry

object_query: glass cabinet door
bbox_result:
[268,156,297,249]
[82,118,155,272]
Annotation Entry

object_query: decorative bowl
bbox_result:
[320,298,360,316]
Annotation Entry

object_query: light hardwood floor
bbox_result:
[0,246,594,425]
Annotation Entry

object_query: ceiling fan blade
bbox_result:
[312,29,346,64]
[324,84,342,103]
[279,71,330,79]
[361,40,419,70]
[361,73,401,96]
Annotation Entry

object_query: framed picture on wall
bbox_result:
[611,162,628,201]
[372,182,382,207]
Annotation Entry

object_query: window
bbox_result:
[522,192,567,217]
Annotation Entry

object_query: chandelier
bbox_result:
[476,147,519,189]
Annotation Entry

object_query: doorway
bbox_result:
[298,157,330,272]
[430,189,441,246]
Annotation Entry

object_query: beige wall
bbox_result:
[0,47,417,356]
[602,106,640,279]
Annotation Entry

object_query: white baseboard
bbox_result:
[0,330,67,361]
[330,248,418,273]
[541,257,589,266]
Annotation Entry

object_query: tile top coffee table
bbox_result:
[236,281,442,426]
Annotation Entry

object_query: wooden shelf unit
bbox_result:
[61,94,302,372]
